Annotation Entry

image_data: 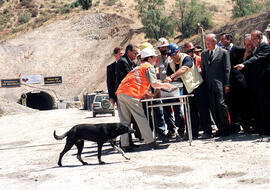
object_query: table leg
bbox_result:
[146,101,149,125]
[151,104,156,139]
[184,97,192,146]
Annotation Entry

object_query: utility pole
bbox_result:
[198,23,206,51]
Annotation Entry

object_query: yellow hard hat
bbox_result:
[140,42,154,51]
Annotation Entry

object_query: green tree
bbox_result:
[137,0,174,40]
[78,0,92,10]
[142,9,175,40]
[232,0,260,18]
[0,0,4,7]
[174,0,213,39]
[136,0,164,17]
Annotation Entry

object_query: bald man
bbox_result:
[201,33,231,137]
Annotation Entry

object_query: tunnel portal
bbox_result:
[21,91,55,110]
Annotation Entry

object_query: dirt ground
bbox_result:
[0,108,270,190]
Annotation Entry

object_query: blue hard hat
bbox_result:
[167,43,181,56]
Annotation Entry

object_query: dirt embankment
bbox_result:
[0,12,141,101]
[190,12,270,47]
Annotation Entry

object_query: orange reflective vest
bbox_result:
[116,62,152,99]
[195,55,202,73]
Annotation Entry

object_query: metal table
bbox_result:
[141,94,194,146]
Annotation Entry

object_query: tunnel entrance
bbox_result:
[22,91,54,110]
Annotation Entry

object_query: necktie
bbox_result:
[209,51,213,62]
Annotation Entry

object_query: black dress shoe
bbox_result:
[213,130,222,137]
[231,124,241,133]
[214,130,230,137]
[200,133,212,139]
[121,146,134,152]
[130,143,140,148]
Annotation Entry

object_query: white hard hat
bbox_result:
[137,49,141,56]
[265,23,270,32]
[157,37,169,48]
[141,48,157,59]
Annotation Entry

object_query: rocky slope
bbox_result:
[0,12,136,101]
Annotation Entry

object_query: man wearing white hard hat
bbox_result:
[265,23,270,44]
[116,48,174,150]
[156,38,180,141]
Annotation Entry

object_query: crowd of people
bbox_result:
[106,25,270,152]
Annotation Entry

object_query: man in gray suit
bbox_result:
[201,33,231,137]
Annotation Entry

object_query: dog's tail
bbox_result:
[53,130,68,140]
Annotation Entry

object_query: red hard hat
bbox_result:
[183,42,195,53]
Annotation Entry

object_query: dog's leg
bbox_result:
[97,143,105,165]
[58,139,74,167]
[109,140,130,160]
[75,140,88,165]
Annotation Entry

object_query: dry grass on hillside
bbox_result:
[0,0,234,42]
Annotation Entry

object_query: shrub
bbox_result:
[142,9,175,40]
[30,8,38,17]
[94,0,100,7]
[12,27,23,33]
[71,1,80,8]
[61,4,71,14]
[34,15,48,26]
[104,0,117,6]
[174,0,213,39]
[18,13,31,24]
[232,0,261,18]
[0,14,10,26]
[136,0,164,17]
[0,0,4,7]
[3,9,9,14]
[78,0,92,10]
[19,0,35,8]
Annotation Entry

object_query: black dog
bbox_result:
[54,123,134,166]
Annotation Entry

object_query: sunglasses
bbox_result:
[185,49,194,54]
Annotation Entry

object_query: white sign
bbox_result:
[21,75,42,84]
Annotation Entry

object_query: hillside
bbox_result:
[0,0,233,42]
[0,0,270,111]
[0,12,135,101]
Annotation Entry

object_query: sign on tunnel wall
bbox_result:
[21,75,42,84]
[1,79,20,88]
[44,76,62,85]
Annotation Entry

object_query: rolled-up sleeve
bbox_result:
[145,66,157,84]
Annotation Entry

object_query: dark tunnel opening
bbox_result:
[22,91,54,110]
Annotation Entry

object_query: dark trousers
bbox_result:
[245,69,270,135]
[189,83,212,137]
[227,86,252,131]
[142,101,166,138]
[163,99,185,134]
[254,82,270,135]
[208,87,230,134]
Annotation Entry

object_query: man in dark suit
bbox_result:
[201,33,231,137]
[115,44,140,151]
[220,33,248,133]
[106,47,124,106]
[115,44,139,90]
[235,30,270,135]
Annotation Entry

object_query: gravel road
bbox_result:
[0,108,270,190]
